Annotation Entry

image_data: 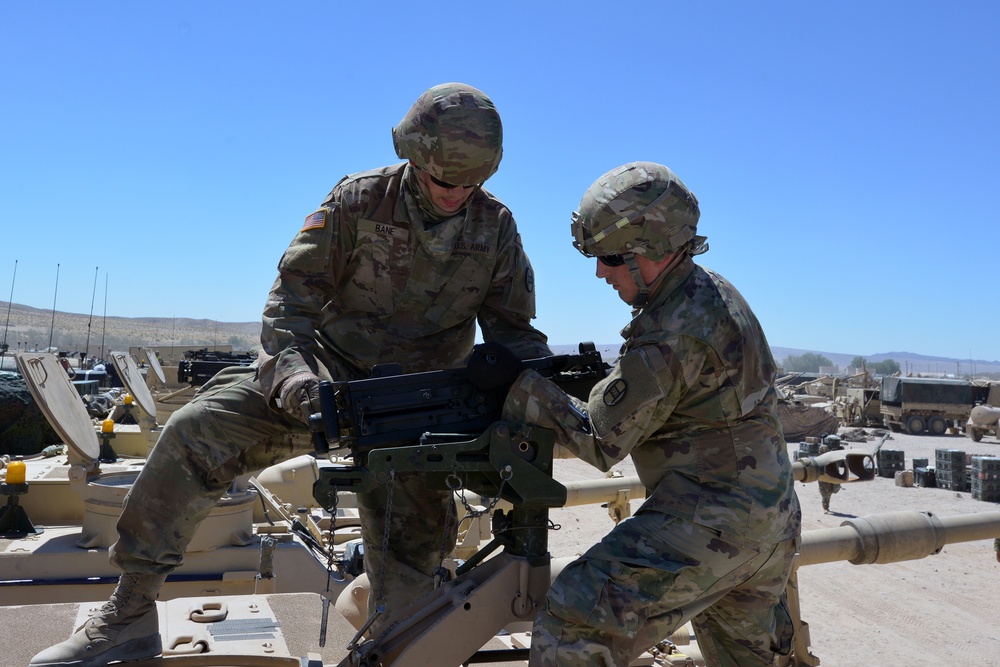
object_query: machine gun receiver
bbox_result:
[312,342,609,457]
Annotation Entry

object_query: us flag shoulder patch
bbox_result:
[302,210,326,231]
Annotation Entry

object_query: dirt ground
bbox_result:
[544,427,1000,667]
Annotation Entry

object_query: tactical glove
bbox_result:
[466,342,525,391]
[278,373,323,426]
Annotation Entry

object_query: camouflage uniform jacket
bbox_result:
[257,162,550,397]
[504,256,800,546]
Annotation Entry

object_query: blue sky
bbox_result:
[2,2,998,362]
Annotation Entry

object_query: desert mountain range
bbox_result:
[3,301,998,377]
[0,301,260,357]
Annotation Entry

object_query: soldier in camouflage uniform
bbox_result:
[30,82,550,667]
[817,444,840,512]
[499,162,801,667]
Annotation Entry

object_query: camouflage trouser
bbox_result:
[529,512,797,667]
[356,474,456,619]
[817,481,839,511]
[110,365,455,618]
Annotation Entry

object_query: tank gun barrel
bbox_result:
[797,510,1000,567]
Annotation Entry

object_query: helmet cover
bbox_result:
[392,83,503,187]
[571,161,700,261]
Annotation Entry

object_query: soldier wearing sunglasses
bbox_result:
[31,83,551,667]
[500,162,801,667]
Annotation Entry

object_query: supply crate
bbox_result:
[971,484,1000,503]
[915,468,936,488]
[877,449,905,478]
[799,441,820,455]
[935,448,966,465]
[972,457,1000,481]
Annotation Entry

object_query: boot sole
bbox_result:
[34,635,162,667]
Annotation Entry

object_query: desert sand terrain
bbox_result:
[546,428,1000,666]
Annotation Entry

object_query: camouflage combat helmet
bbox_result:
[392,83,503,187]
[571,161,700,261]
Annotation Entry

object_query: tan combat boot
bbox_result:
[29,573,166,667]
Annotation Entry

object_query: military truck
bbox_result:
[880,376,988,435]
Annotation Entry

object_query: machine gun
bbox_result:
[309,341,609,525]
[309,342,609,458]
[176,348,257,386]
[305,344,607,664]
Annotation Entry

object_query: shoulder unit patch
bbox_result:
[603,378,628,406]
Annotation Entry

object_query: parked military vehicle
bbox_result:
[880,375,987,435]
[833,385,881,426]
[966,382,1000,442]
[1,352,341,602]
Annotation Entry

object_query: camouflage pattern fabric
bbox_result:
[111,365,315,574]
[503,254,800,666]
[528,515,797,667]
[112,162,550,624]
[113,368,462,620]
[817,480,839,512]
[355,471,458,610]
[570,161,700,261]
[257,162,548,400]
[817,445,839,512]
[392,83,503,187]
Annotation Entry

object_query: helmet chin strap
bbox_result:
[623,246,692,308]
[622,253,651,308]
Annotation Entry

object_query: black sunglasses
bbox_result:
[598,254,627,267]
[423,169,473,190]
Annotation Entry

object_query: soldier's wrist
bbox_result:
[277,372,318,409]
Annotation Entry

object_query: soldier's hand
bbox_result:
[278,373,323,425]
[466,342,525,391]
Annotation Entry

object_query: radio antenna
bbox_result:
[84,266,98,363]
[48,263,60,351]
[1,259,17,368]
[99,273,108,362]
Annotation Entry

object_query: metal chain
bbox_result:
[318,486,340,648]
[348,468,398,652]
[432,469,465,587]
[452,464,512,521]
[324,487,339,577]
[376,467,395,606]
